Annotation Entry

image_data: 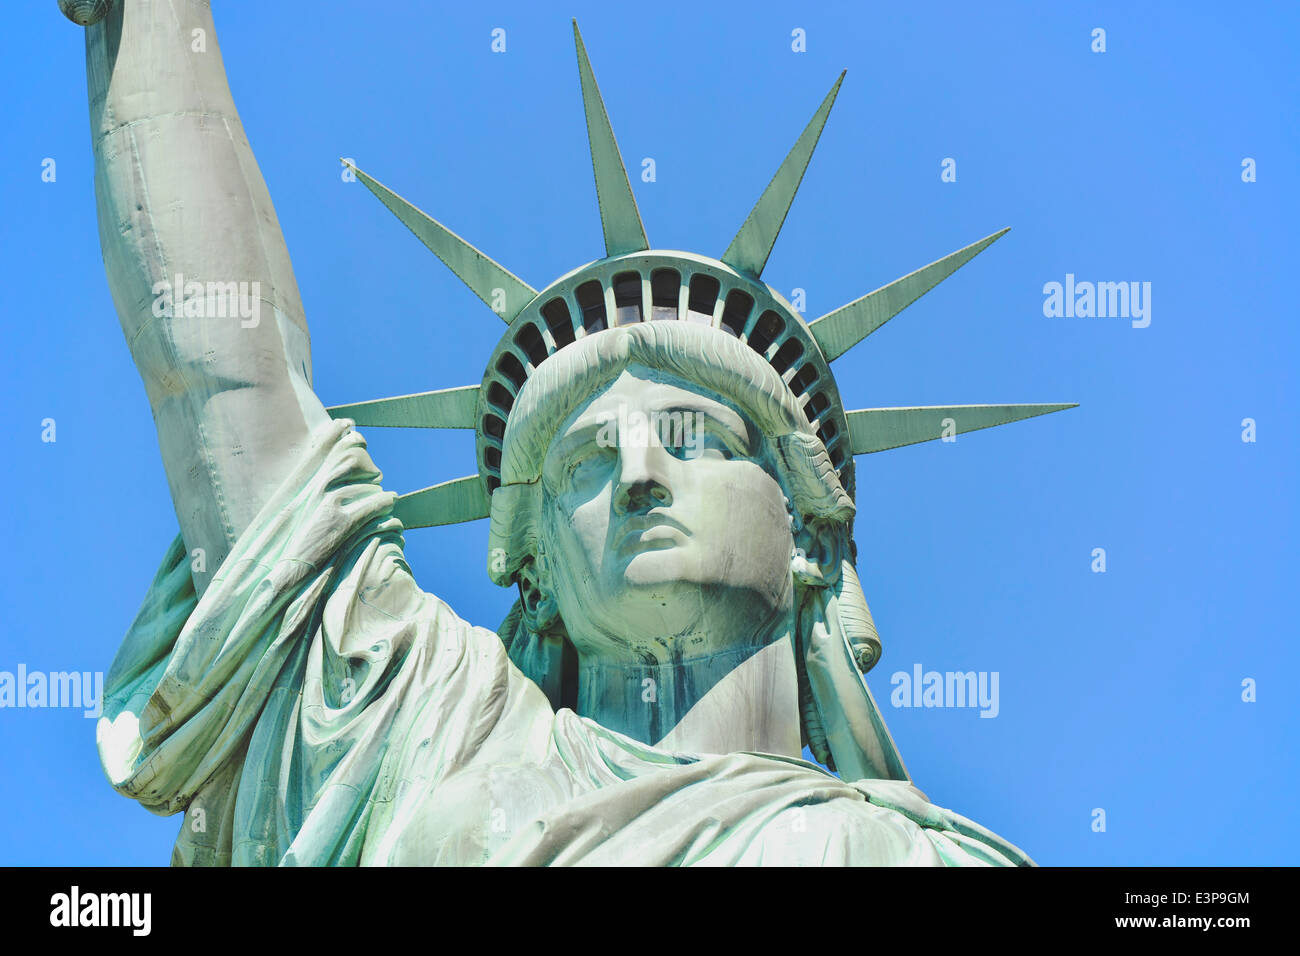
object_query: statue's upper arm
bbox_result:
[85,1,330,590]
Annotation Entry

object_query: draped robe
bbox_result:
[96,419,1033,867]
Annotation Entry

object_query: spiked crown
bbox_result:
[330,22,1075,532]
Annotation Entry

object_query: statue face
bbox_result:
[539,364,796,663]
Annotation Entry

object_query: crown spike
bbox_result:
[810,228,1009,361]
[847,403,1077,455]
[344,160,535,322]
[573,21,649,256]
[327,385,480,429]
[722,72,845,279]
[395,475,491,529]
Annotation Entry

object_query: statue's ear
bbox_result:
[500,596,565,709]
[513,549,575,711]
[790,513,845,588]
[516,549,560,633]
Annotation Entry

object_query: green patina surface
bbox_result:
[73,1,1064,866]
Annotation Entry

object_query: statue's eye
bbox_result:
[673,419,746,461]
[650,412,740,461]
[700,434,738,460]
[565,444,614,482]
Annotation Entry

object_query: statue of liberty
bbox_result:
[65,0,1071,865]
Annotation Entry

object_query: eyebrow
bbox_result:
[551,400,753,461]
[543,379,765,477]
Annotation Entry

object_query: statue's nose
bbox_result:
[613,435,673,514]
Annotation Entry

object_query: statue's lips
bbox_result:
[614,514,689,555]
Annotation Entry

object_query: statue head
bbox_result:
[335,22,1073,779]
[486,318,890,776]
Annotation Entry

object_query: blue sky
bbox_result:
[1,0,1295,865]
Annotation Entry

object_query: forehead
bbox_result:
[552,364,750,440]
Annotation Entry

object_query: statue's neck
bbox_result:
[574,631,803,759]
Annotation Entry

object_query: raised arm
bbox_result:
[78,0,329,593]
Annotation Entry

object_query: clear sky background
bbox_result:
[0,1,1295,865]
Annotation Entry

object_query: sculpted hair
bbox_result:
[486,322,891,773]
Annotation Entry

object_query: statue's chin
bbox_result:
[590,557,711,624]
[572,564,788,663]
[616,547,703,592]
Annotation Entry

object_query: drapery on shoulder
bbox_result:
[96,419,414,818]
[95,417,559,864]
